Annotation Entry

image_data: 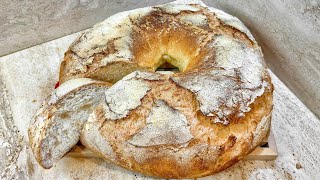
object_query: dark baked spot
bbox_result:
[59,112,71,119]
[80,103,92,110]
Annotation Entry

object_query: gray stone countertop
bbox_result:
[0,32,319,180]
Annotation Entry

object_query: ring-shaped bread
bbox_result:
[57,0,272,178]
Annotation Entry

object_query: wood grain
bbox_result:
[66,132,278,161]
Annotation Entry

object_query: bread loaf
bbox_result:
[28,78,111,168]
[29,0,274,178]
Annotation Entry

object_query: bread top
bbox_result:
[60,0,260,81]
[94,63,272,126]
[59,0,271,124]
[67,0,255,62]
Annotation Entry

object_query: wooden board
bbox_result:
[67,132,278,161]
[244,131,278,160]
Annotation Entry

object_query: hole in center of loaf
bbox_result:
[155,54,181,72]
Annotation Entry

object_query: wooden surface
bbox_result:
[67,139,278,161]
[68,146,278,161]
[67,124,278,161]
[0,32,320,179]
[244,132,278,161]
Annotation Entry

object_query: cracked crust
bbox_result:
[56,0,274,178]
[81,72,273,178]
[59,0,256,84]
[59,0,268,122]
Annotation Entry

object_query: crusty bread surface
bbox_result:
[59,0,256,84]
[81,71,273,178]
[30,0,274,178]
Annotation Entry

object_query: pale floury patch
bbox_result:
[128,100,193,146]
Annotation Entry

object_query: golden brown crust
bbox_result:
[59,2,257,84]
[59,0,274,178]
[81,72,273,178]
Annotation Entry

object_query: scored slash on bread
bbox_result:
[28,78,111,168]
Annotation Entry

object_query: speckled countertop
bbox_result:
[0,32,319,180]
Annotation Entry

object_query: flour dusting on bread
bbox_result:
[28,78,110,168]
[29,0,274,178]
[208,7,255,42]
[81,119,116,161]
[157,3,199,14]
[213,35,264,88]
[128,100,193,146]
[103,73,150,120]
